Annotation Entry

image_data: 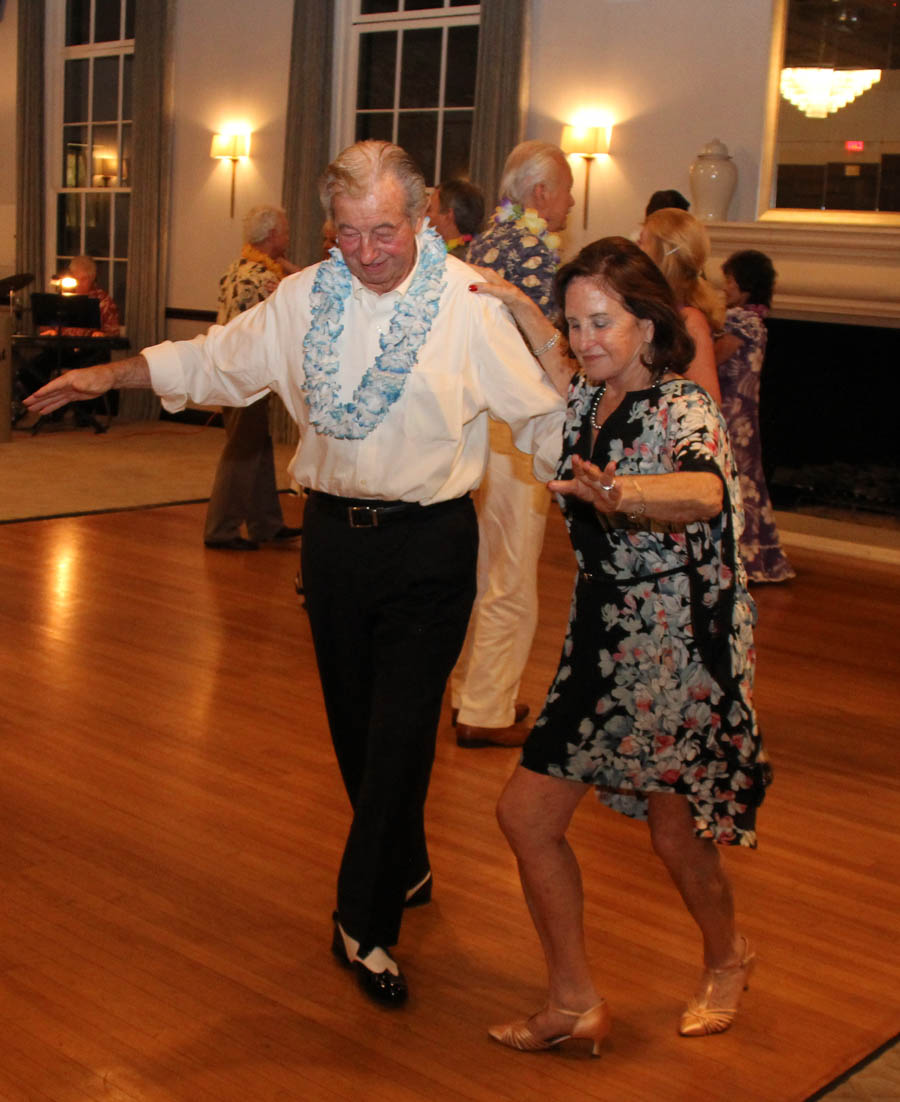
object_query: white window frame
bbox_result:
[331,0,480,182]
[45,0,134,296]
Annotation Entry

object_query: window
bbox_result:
[342,1,480,186]
[48,0,134,318]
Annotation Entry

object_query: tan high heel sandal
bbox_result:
[679,937,756,1037]
[489,1001,611,1056]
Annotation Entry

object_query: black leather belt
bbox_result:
[309,491,467,529]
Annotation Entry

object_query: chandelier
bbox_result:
[780,67,882,118]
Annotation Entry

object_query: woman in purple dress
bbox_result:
[715,251,795,584]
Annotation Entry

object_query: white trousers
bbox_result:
[451,420,550,727]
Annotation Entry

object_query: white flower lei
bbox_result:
[301,226,447,440]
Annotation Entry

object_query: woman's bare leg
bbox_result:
[647,792,742,968]
[495,765,602,1036]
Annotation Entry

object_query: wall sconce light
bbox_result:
[561,124,611,231]
[210,131,252,218]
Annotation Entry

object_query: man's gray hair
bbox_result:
[243,205,286,246]
[498,140,568,206]
[319,141,427,223]
[68,255,97,279]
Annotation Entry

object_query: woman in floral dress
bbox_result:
[715,250,795,583]
[468,238,771,1055]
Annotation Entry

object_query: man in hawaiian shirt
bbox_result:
[451,141,574,748]
[25,141,565,1009]
[204,205,303,550]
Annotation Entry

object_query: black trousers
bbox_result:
[301,492,478,951]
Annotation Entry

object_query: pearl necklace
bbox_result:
[589,382,607,430]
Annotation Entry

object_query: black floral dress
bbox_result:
[522,376,772,846]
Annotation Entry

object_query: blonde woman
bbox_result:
[639,208,723,404]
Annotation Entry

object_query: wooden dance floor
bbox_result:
[0,498,897,1101]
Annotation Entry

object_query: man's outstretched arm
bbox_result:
[24,355,152,416]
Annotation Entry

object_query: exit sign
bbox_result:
[845,140,865,152]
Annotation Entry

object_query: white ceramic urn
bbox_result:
[689,138,737,221]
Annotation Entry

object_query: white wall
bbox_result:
[0,0,19,279]
[164,0,776,303]
[0,0,796,308]
[167,0,294,312]
[526,0,774,256]
[0,0,294,307]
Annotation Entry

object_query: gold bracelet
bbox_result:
[627,478,646,521]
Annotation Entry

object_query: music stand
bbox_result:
[30,292,102,333]
[28,294,107,434]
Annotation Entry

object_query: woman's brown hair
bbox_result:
[554,236,695,378]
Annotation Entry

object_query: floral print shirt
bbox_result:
[217,249,283,324]
[466,203,560,319]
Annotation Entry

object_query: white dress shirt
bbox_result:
[144,234,565,505]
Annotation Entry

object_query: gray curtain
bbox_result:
[274,0,335,446]
[469,0,529,211]
[119,0,176,422]
[15,0,46,298]
[283,0,335,268]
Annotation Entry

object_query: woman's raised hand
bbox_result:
[549,455,623,513]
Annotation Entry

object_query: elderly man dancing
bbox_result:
[25,141,565,1006]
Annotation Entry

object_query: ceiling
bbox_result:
[784,0,899,69]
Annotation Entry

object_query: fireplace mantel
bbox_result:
[705,222,900,327]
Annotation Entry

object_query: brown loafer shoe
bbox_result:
[456,704,530,748]
[452,701,527,727]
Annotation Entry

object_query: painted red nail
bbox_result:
[468,283,478,291]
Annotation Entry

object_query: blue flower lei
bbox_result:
[301,226,447,440]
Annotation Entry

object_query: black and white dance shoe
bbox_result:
[331,913,409,1006]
